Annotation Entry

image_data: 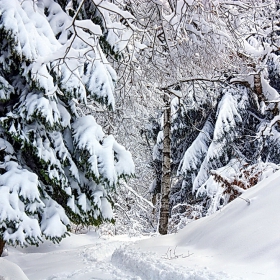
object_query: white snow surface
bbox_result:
[0,258,28,280]
[122,170,280,280]
[3,170,280,279]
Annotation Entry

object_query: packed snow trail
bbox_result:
[112,246,240,280]
[5,234,139,280]
[4,232,239,280]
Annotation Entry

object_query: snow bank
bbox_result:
[112,247,235,280]
[0,258,28,280]
[5,233,142,280]
[114,170,280,280]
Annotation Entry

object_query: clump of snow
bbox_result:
[0,161,44,247]
[40,197,69,240]
[0,258,29,280]
[0,76,14,101]
[178,120,212,174]
[72,115,135,186]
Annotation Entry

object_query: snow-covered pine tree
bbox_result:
[170,84,217,201]
[204,0,280,213]
[0,0,135,254]
[177,85,250,212]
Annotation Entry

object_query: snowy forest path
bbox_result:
[5,233,141,280]
[4,232,242,280]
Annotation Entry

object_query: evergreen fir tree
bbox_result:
[0,0,135,252]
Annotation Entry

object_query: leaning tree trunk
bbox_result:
[158,94,171,235]
[0,238,5,257]
[254,72,264,105]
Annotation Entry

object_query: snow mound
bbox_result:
[82,240,126,262]
[175,174,280,263]
[0,258,29,280]
[112,246,237,280]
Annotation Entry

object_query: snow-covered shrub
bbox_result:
[169,203,203,233]
[0,0,135,249]
[198,160,279,215]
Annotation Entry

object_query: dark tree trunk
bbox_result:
[159,94,171,235]
[254,73,264,104]
[0,238,5,257]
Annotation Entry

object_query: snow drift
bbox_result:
[113,170,280,279]
[0,258,28,280]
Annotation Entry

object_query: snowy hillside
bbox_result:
[2,170,280,279]
[115,170,280,280]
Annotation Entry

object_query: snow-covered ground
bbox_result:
[2,170,280,280]
[3,233,143,280]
